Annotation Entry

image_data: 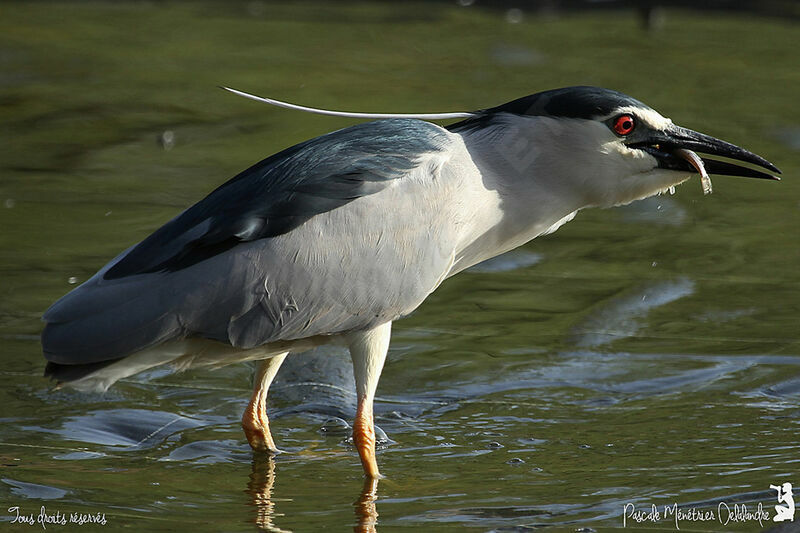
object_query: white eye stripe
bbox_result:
[603,106,672,131]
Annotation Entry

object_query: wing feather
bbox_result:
[42,119,459,366]
[103,119,447,278]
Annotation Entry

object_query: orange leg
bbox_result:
[242,353,288,453]
[354,397,379,478]
[348,322,392,479]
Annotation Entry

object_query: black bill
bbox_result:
[630,125,781,181]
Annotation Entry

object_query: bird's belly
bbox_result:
[215,182,462,348]
[170,335,339,370]
[68,334,343,393]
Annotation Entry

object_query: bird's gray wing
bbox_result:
[103,120,445,279]
[43,119,460,364]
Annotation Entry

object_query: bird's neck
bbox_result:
[446,121,589,274]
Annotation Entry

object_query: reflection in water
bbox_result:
[246,454,380,533]
[354,477,379,533]
[247,454,292,533]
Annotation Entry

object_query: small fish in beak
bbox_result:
[674,148,713,194]
[629,124,780,195]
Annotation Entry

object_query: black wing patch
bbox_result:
[104,119,448,279]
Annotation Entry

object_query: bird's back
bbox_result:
[42,119,463,377]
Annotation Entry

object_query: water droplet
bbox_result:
[319,417,350,435]
[507,457,525,465]
[505,8,523,23]
[67,277,78,284]
[4,199,15,209]
[374,425,389,445]
[487,441,504,449]
[158,130,176,150]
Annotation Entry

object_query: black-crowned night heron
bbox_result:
[42,86,780,478]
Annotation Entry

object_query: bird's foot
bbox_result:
[243,424,283,454]
[242,403,282,454]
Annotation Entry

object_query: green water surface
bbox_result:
[1,2,799,532]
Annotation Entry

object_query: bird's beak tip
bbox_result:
[642,125,783,183]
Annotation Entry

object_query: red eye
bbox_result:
[613,114,635,135]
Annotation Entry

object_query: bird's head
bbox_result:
[450,86,780,208]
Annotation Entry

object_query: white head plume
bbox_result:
[221,86,474,120]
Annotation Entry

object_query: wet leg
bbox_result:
[242,352,288,453]
[348,323,391,478]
